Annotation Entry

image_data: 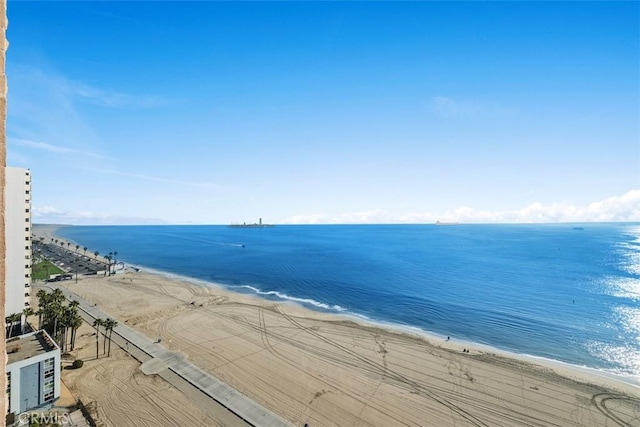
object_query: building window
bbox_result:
[25,227,29,232]
[24,274,29,278]
[25,284,30,288]
[25,246,30,250]
[25,190,29,194]
[25,208,29,213]
[25,236,29,241]
[42,358,55,401]
[24,302,30,306]
[6,372,10,412]
[25,218,29,222]
[43,379,54,402]
[24,293,29,297]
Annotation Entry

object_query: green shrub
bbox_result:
[72,359,84,369]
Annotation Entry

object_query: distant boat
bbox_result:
[573,227,585,230]
[435,221,459,226]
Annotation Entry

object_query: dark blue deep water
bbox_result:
[57,223,640,382]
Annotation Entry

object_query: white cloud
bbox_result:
[33,206,63,216]
[70,80,171,109]
[13,64,170,110]
[281,214,328,225]
[32,206,165,226]
[281,190,640,224]
[88,167,231,190]
[10,138,105,158]
[281,210,394,225]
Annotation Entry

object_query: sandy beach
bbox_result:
[35,225,640,426]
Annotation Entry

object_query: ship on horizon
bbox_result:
[229,218,274,228]
[435,220,460,225]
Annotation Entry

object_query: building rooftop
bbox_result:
[6,330,58,364]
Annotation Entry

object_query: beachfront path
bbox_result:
[37,284,292,427]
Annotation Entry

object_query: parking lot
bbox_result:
[32,241,108,277]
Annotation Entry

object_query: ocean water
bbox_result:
[57,223,640,382]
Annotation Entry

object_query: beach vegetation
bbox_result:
[32,260,64,280]
[35,290,85,351]
[5,312,22,338]
[105,253,113,275]
[103,318,118,356]
[22,307,34,334]
[68,303,83,351]
[93,318,104,359]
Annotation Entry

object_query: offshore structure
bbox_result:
[229,218,274,228]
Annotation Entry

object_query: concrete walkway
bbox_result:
[37,284,292,427]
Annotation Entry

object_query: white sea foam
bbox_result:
[118,261,640,387]
[232,285,347,312]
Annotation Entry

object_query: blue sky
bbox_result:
[7,1,640,224]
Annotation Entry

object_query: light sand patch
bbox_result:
[59,321,222,427]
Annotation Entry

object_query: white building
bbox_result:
[4,167,32,333]
[6,330,61,415]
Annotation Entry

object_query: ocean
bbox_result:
[57,223,640,383]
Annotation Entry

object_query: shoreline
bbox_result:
[38,224,640,392]
[34,225,640,426]
[111,264,640,391]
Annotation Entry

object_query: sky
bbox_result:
[6,1,640,225]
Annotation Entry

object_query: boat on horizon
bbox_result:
[435,220,460,226]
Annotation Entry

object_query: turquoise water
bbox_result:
[57,223,640,382]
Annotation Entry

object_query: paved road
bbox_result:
[33,241,109,277]
[36,284,292,427]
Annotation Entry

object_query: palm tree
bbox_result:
[105,254,113,275]
[83,247,88,255]
[50,237,54,244]
[48,301,64,345]
[36,289,49,329]
[113,251,119,272]
[59,309,72,352]
[102,317,112,354]
[69,314,83,351]
[94,250,99,260]
[51,288,65,304]
[5,313,21,338]
[64,300,80,350]
[93,318,104,359]
[104,318,118,356]
[75,244,80,253]
[22,307,34,334]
